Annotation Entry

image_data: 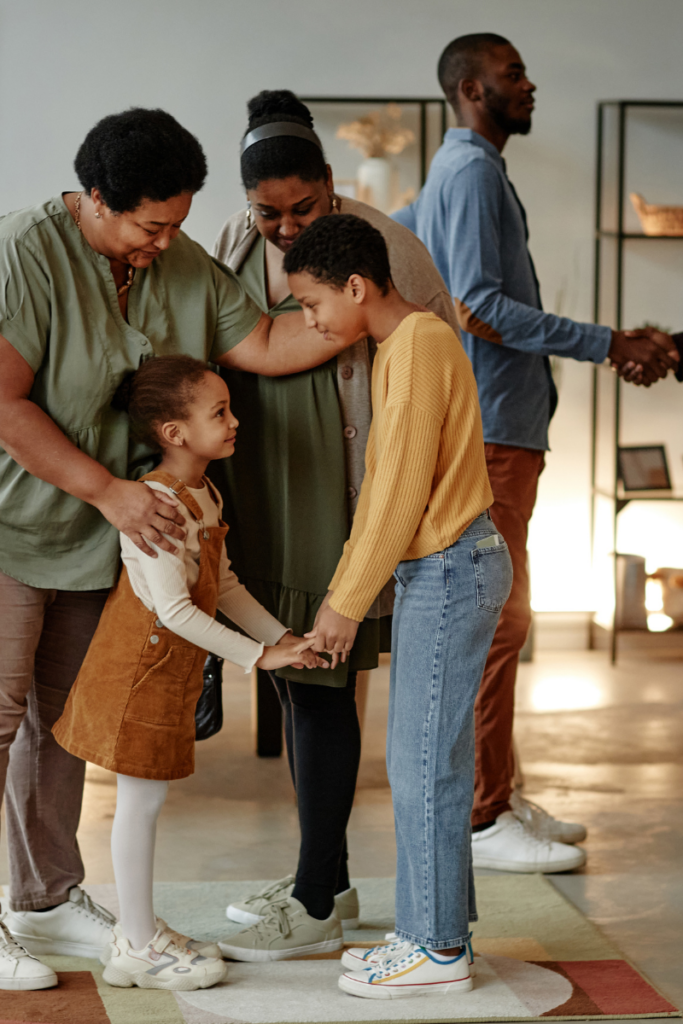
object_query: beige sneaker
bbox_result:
[226,875,295,925]
[219,896,343,962]
[102,923,226,991]
[0,918,57,991]
[100,917,222,965]
[227,877,360,930]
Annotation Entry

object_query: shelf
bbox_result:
[597,230,683,240]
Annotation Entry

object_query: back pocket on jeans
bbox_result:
[471,543,513,613]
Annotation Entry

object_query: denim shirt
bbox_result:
[393,129,611,451]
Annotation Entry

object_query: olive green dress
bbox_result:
[209,235,382,686]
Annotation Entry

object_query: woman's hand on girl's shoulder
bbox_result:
[96,478,186,557]
[256,636,329,671]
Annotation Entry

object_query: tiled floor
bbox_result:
[1,645,681,1016]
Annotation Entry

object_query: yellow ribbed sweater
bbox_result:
[329,311,493,622]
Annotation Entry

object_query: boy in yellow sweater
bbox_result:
[284,214,513,1001]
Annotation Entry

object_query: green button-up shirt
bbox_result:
[0,196,261,591]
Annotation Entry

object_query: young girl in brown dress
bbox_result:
[53,355,322,992]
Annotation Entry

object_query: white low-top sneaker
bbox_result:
[227,877,359,930]
[5,886,116,958]
[339,941,472,1000]
[471,811,587,873]
[102,923,227,991]
[510,791,587,844]
[0,917,57,991]
[344,931,476,976]
[219,896,343,962]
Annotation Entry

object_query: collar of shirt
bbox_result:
[443,128,505,168]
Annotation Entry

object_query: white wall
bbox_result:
[2,0,683,610]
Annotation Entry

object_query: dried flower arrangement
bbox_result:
[336,103,415,158]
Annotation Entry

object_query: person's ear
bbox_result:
[325,165,335,193]
[89,187,108,220]
[159,420,185,448]
[347,274,367,305]
[460,77,483,104]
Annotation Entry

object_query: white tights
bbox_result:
[111,774,169,950]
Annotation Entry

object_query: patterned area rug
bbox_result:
[0,876,678,1023]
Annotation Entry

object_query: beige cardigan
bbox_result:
[212,197,459,617]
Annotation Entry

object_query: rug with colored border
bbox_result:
[0,876,678,1023]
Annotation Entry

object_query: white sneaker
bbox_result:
[5,886,116,958]
[471,811,587,873]
[102,923,226,991]
[219,896,343,962]
[339,941,472,999]
[510,791,587,844]
[100,917,222,965]
[0,917,57,991]
[346,931,476,976]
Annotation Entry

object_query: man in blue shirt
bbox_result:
[394,33,679,873]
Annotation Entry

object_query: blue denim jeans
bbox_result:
[387,511,513,948]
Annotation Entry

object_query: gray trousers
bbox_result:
[0,569,107,911]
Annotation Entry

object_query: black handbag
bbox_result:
[195,654,224,740]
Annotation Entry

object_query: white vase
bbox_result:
[357,157,392,213]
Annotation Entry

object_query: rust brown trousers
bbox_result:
[53,472,227,781]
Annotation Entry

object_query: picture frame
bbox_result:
[617,444,672,491]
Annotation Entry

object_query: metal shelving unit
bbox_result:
[591,100,683,663]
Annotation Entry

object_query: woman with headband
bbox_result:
[209,90,459,962]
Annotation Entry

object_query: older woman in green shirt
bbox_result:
[0,106,340,989]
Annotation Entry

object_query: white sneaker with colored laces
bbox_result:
[227,876,359,930]
[102,923,226,991]
[344,931,476,976]
[0,917,57,991]
[471,811,586,873]
[219,896,343,961]
[4,886,116,958]
[510,791,587,845]
[339,941,472,999]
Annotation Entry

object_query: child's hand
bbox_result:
[256,636,328,671]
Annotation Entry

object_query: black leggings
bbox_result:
[270,672,361,920]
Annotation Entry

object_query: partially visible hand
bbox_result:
[608,328,678,386]
[273,632,329,671]
[95,478,186,557]
[256,636,328,671]
[306,593,360,669]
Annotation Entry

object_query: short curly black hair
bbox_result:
[74,108,207,214]
[283,214,392,294]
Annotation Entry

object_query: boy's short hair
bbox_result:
[283,214,392,293]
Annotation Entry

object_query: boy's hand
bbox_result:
[306,593,360,669]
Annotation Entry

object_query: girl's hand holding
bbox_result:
[256,636,328,671]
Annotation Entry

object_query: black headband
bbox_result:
[240,121,323,156]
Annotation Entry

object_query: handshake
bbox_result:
[609,327,681,386]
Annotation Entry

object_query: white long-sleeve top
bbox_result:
[120,481,288,672]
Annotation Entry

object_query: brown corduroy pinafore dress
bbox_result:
[53,471,228,781]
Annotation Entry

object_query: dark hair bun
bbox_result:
[112,372,136,412]
[247,90,313,130]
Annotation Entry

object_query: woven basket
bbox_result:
[630,192,683,236]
